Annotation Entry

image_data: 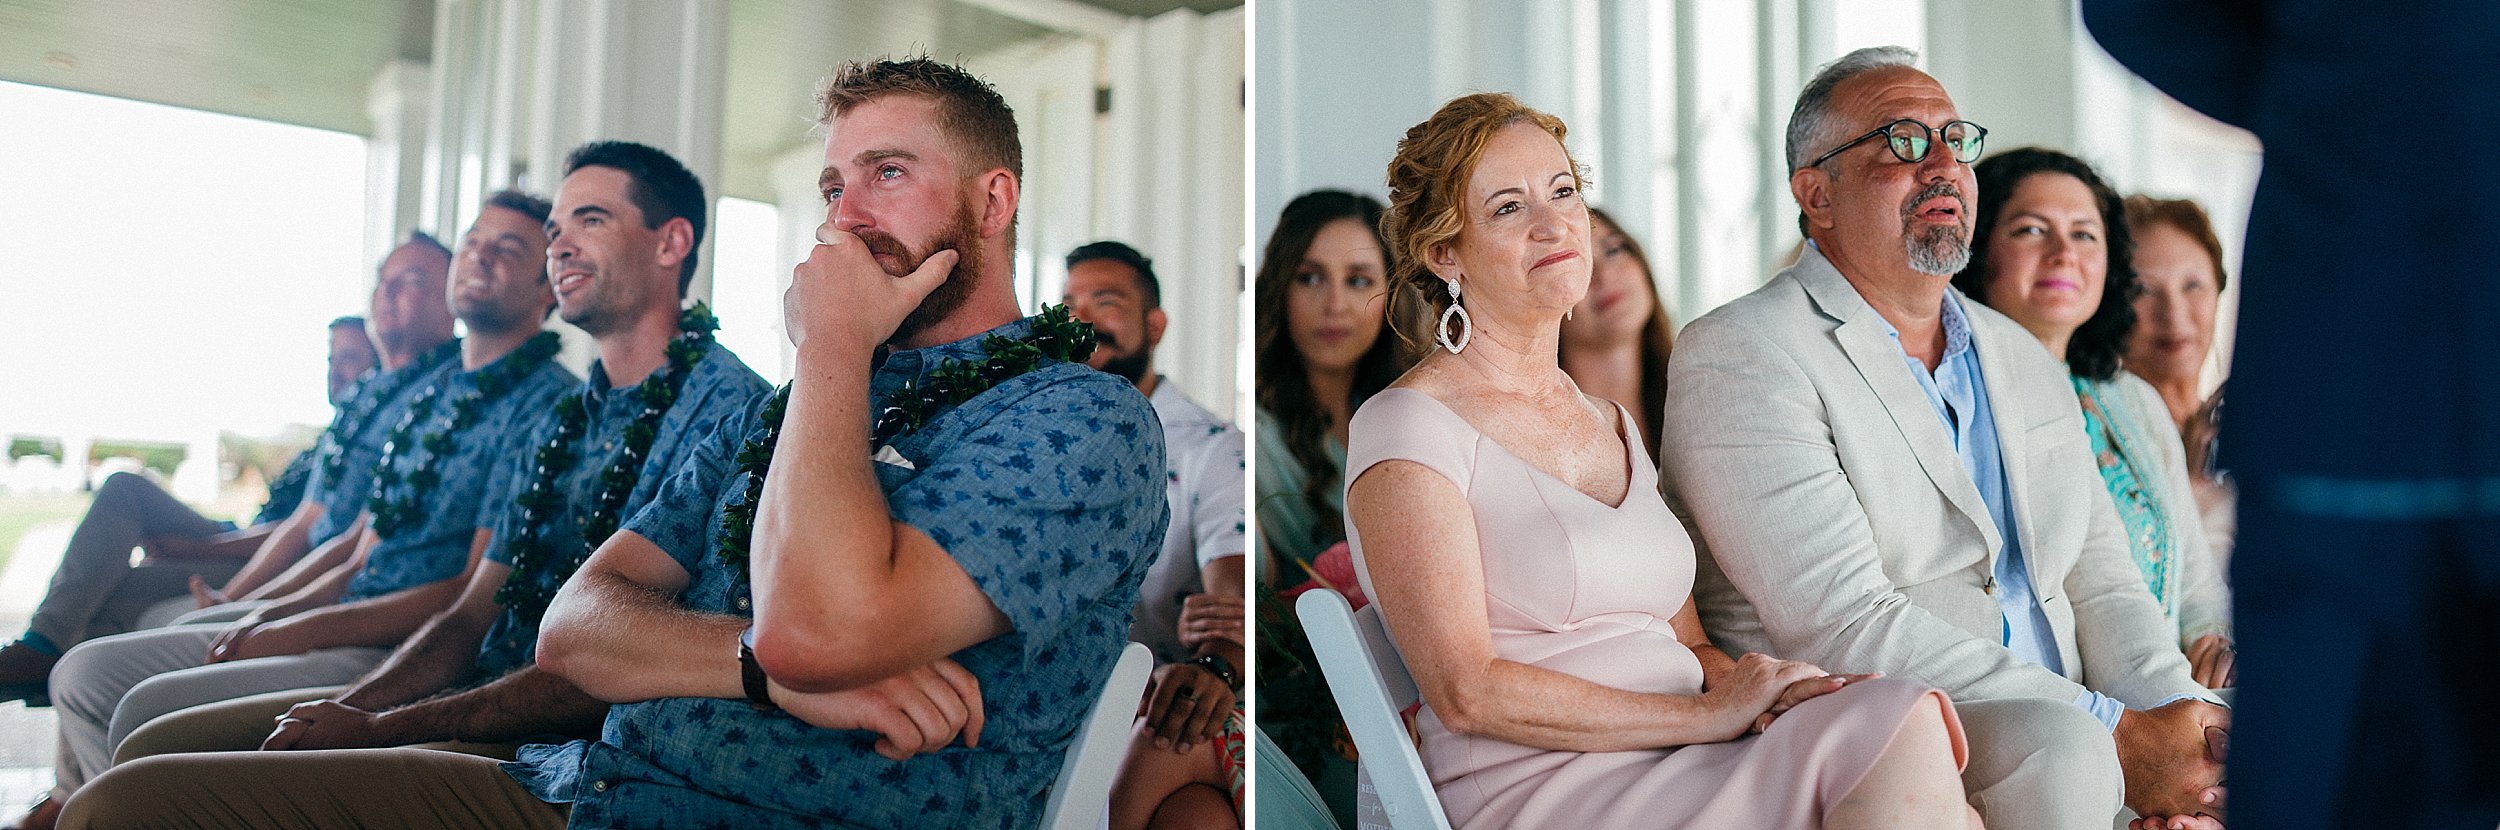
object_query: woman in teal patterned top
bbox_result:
[1953,147,2234,690]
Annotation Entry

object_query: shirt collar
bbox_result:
[876,316,1041,383]
[1869,287,1977,364]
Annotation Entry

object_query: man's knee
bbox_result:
[59,753,192,830]
[50,638,126,719]
[1958,697,2122,821]
[92,471,152,504]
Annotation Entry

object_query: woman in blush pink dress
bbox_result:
[1343,91,1982,830]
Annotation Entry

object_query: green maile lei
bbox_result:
[315,338,462,490]
[493,304,720,618]
[712,304,1097,589]
[366,331,565,539]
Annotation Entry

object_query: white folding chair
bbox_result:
[1038,641,1154,830]
[1296,588,1455,830]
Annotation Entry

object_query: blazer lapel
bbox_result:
[1968,302,2045,591]
[1794,251,2005,556]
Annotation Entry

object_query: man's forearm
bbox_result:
[754,350,893,630]
[538,560,746,704]
[224,509,322,596]
[242,523,363,602]
[376,666,609,745]
[335,602,499,710]
[268,575,470,650]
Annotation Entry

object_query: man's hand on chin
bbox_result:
[2116,699,2229,827]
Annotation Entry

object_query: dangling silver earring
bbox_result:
[1436,279,1473,354]
[1565,308,1575,322]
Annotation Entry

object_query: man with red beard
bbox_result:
[1659,46,2229,830]
[58,58,1165,830]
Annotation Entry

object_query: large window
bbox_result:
[0,82,366,503]
[707,196,788,385]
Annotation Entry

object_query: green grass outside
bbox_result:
[0,493,93,574]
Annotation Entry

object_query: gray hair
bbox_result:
[1785,45,1921,173]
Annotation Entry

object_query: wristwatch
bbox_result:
[1191,652,1240,694]
[739,626,778,711]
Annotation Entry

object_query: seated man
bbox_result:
[1060,240,1248,829]
[0,316,381,699]
[104,141,769,763]
[20,195,579,830]
[1659,47,2228,830]
[64,57,1166,830]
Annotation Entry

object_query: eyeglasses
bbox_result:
[1808,118,1988,168]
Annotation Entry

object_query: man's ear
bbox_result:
[653,216,696,273]
[976,169,1019,240]
[1144,306,1169,350]
[1790,167,1836,235]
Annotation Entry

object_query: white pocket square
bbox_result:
[872,444,915,470]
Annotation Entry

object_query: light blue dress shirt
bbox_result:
[1874,289,2131,729]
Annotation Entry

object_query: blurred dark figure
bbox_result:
[2084,3,2500,829]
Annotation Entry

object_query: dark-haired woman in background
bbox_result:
[1252,189,1413,827]
[1954,147,2232,691]
[1558,207,1674,462]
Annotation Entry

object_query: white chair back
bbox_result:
[1296,588,1455,830]
[1038,641,1154,830]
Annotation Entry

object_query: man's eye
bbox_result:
[826,186,843,200]
[879,165,903,180]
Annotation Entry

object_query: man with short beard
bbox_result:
[1060,240,1246,826]
[56,58,1165,830]
[1657,47,2230,830]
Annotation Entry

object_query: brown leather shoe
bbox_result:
[0,642,57,687]
[1,796,59,830]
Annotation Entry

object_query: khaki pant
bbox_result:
[1955,696,2127,830]
[60,747,566,830]
[115,685,520,763]
[50,618,387,797]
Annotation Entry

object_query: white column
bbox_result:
[523,0,729,304]
[364,60,432,273]
[1085,9,1244,413]
[1925,0,2077,157]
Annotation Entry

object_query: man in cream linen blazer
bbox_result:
[1662,47,2229,830]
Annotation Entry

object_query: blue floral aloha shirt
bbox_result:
[299,346,461,544]
[503,315,1168,830]
[339,348,577,602]
[470,345,772,678]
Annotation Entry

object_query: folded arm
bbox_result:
[535,529,745,703]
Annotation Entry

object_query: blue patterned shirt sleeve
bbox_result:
[893,365,1167,667]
